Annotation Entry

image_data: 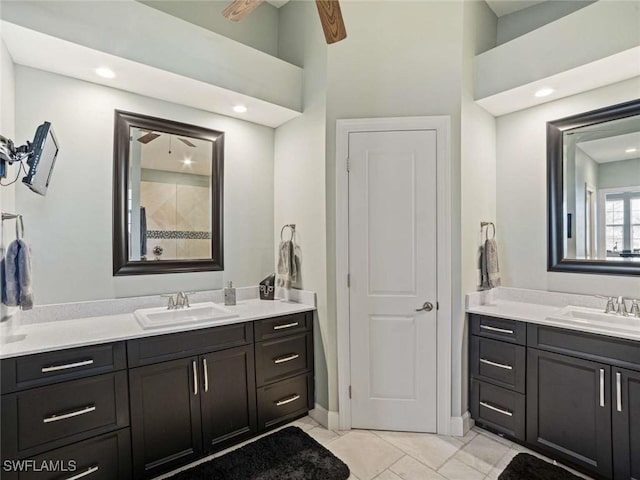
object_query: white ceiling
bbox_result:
[577,132,640,164]
[266,0,547,17]
[138,130,214,176]
[484,0,548,17]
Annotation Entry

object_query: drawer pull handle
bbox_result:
[43,405,96,423]
[274,354,300,364]
[276,394,301,406]
[480,325,514,335]
[600,368,605,407]
[480,358,513,370]
[273,322,299,331]
[64,466,99,480]
[480,401,513,417]
[41,359,94,373]
[616,372,622,412]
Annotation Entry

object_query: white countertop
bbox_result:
[466,287,640,342]
[0,292,315,359]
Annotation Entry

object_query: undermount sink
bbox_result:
[546,305,640,332]
[135,302,238,329]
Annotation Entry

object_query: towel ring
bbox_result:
[15,215,24,240]
[480,222,496,240]
[280,224,296,242]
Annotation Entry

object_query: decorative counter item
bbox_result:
[259,274,276,300]
[224,281,236,306]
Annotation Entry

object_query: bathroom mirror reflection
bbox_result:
[548,99,640,275]
[113,111,224,276]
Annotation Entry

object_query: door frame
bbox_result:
[335,116,452,434]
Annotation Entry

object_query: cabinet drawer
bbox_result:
[7,429,132,480]
[1,372,129,459]
[127,322,252,367]
[527,323,640,371]
[257,373,313,431]
[470,336,526,393]
[1,343,127,393]
[470,315,526,345]
[255,332,313,387]
[470,379,525,441]
[254,312,312,342]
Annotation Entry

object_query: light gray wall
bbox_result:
[324,0,466,416]
[275,0,329,410]
[496,76,640,299]
[598,158,640,190]
[497,0,595,45]
[459,0,497,416]
[574,148,599,258]
[14,66,275,305]
[139,0,280,58]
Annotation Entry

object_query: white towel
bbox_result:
[484,238,501,288]
[276,240,299,289]
[2,239,34,309]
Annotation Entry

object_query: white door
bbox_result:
[348,129,438,432]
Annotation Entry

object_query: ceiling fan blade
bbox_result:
[315,0,347,44]
[137,132,161,144]
[178,137,197,148]
[223,0,265,22]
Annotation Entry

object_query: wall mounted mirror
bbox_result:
[113,111,224,275]
[548,99,640,275]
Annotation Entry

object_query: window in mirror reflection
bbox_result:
[563,113,640,262]
[128,128,213,262]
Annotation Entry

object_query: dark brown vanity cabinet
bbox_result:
[469,314,640,480]
[0,342,131,480]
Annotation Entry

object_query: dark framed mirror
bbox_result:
[548,99,640,275]
[113,110,224,275]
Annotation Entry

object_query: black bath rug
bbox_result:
[169,426,350,480]
[499,453,584,480]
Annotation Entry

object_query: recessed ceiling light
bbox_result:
[95,67,115,79]
[625,148,638,153]
[534,88,554,98]
[182,159,193,165]
[233,105,248,113]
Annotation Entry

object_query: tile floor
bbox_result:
[295,416,595,480]
[159,416,594,480]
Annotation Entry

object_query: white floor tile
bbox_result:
[454,433,511,474]
[375,470,403,480]
[376,430,464,470]
[389,455,446,480]
[306,426,339,445]
[327,430,404,480]
[438,458,486,480]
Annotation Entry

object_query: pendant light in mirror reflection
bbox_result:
[113,110,224,276]
[548,98,640,276]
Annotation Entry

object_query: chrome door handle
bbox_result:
[64,466,99,480]
[276,394,301,407]
[273,322,299,330]
[480,358,513,370]
[192,360,198,396]
[616,372,622,412]
[274,354,300,364]
[203,358,209,393]
[43,405,96,423]
[416,302,434,312]
[42,359,94,373]
[599,368,605,407]
[480,324,514,335]
[480,401,513,417]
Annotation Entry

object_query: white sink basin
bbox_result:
[134,302,238,329]
[547,305,640,332]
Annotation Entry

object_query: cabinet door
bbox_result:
[129,357,202,479]
[200,345,257,453]
[612,367,640,480]
[527,348,612,478]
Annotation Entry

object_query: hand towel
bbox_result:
[479,244,489,289]
[484,238,501,288]
[276,240,298,289]
[2,239,34,310]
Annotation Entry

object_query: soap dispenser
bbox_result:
[224,281,236,306]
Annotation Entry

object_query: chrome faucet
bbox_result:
[161,292,193,310]
[603,297,616,314]
[617,296,629,317]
